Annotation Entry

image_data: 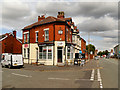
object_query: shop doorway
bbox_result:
[57,47,63,63]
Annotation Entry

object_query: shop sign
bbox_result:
[39,43,54,46]
[24,44,28,48]
[57,42,64,46]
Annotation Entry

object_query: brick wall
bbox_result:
[81,38,86,54]
[0,34,22,54]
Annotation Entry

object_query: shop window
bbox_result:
[39,47,42,59]
[48,46,52,59]
[67,46,73,59]
[67,46,70,59]
[43,47,47,59]
[39,46,52,60]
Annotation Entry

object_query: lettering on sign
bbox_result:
[57,42,64,46]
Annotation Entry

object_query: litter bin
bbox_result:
[74,59,78,65]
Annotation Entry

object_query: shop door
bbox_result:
[57,47,63,63]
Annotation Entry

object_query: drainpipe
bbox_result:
[53,23,55,66]
[28,30,30,64]
[65,24,66,65]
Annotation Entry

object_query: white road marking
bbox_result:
[48,78,69,80]
[75,79,92,81]
[97,69,103,88]
[48,78,96,81]
[12,73,32,78]
[90,69,95,81]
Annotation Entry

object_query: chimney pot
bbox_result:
[38,15,45,22]
[13,30,16,38]
[57,11,65,18]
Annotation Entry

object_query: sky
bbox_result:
[0,0,119,52]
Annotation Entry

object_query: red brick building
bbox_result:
[0,31,22,55]
[81,38,86,54]
[22,12,82,65]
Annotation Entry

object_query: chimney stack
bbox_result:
[57,11,65,18]
[13,30,16,38]
[38,15,45,22]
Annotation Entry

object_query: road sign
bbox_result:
[79,50,82,54]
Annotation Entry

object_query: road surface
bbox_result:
[2,58,118,88]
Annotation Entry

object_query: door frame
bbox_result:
[57,47,63,63]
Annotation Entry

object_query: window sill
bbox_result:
[38,59,52,60]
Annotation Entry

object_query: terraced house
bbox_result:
[22,12,84,65]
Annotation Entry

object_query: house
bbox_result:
[22,11,82,65]
[0,30,22,55]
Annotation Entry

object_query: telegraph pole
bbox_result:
[88,32,90,60]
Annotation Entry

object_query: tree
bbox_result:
[104,50,109,56]
[97,50,109,56]
[97,51,102,56]
[86,44,95,54]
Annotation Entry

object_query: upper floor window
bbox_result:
[35,31,38,42]
[23,32,29,43]
[24,34,26,43]
[72,35,75,42]
[44,28,49,41]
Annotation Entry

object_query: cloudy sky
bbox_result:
[0,0,118,51]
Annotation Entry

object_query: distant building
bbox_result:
[0,31,22,55]
[81,38,86,54]
[109,49,114,57]
[22,12,83,65]
[114,44,120,57]
[94,49,98,56]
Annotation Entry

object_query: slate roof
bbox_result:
[23,16,72,30]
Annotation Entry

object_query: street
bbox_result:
[2,58,118,88]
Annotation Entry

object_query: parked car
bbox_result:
[94,56,99,60]
[1,53,23,69]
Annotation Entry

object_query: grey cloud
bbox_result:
[77,16,117,32]
[36,2,118,19]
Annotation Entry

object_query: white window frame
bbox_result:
[24,34,26,43]
[39,46,53,60]
[44,28,49,41]
[67,46,73,60]
[24,32,29,43]
[27,33,29,43]
[35,31,39,42]
[72,35,75,42]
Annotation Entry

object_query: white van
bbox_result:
[1,53,23,69]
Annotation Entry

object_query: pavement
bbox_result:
[1,58,118,88]
[21,60,98,72]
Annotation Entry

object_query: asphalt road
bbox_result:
[1,58,118,88]
[99,58,118,88]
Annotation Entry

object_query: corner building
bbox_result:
[22,12,81,65]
